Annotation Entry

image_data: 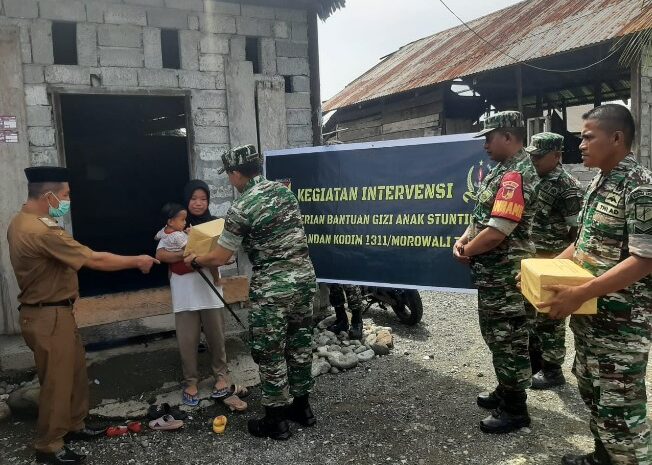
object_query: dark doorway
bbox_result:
[59,94,190,297]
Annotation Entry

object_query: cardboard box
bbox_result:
[521,258,597,315]
[185,219,224,256]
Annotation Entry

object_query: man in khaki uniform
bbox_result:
[7,166,158,465]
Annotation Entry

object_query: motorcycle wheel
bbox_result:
[391,290,423,325]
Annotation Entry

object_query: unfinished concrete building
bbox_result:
[0,0,344,340]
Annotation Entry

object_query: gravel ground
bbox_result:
[1,291,645,465]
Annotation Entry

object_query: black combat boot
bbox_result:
[248,406,291,440]
[479,389,531,434]
[328,306,349,333]
[285,394,316,427]
[477,385,504,409]
[532,361,566,390]
[349,309,363,340]
[562,440,612,465]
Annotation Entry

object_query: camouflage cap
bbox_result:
[525,132,564,156]
[218,144,262,174]
[474,111,525,138]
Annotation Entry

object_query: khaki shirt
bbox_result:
[7,211,92,305]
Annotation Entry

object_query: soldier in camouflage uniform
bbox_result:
[536,105,652,465]
[453,111,540,434]
[524,132,583,390]
[186,144,317,441]
[328,284,364,340]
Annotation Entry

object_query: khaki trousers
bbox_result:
[174,308,228,387]
[19,306,88,453]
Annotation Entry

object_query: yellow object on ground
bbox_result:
[186,219,225,256]
[521,258,597,315]
[212,415,227,434]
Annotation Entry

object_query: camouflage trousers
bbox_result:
[477,285,534,391]
[572,332,651,464]
[329,284,364,315]
[249,282,315,408]
[526,302,567,367]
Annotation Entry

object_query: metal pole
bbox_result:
[195,268,246,329]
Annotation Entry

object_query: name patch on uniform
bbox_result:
[595,202,624,219]
[38,217,60,228]
[491,171,525,222]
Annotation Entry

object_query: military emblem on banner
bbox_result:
[463,160,488,203]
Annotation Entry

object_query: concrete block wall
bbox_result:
[0,0,314,215]
[565,163,598,189]
[637,44,651,169]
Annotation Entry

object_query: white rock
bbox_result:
[316,335,330,346]
[328,344,342,353]
[0,401,10,422]
[365,334,377,346]
[340,346,353,355]
[317,315,337,329]
[330,367,340,374]
[354,345,368,354]
[316,346,329,355]
[311,358,331,377]
[357,349,375,362]
[327,352,359,370]
[322,330,336,339]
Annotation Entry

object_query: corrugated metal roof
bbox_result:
[323,0,652,112]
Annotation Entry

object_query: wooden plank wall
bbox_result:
[332,88,444,143]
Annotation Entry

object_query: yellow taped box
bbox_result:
[520,258,597,315]
[185,219,225,256]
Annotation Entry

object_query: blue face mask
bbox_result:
[47,193,71,218]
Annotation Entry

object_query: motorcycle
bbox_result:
[360,286,423,326]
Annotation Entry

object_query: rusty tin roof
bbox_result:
[323,0,652,112]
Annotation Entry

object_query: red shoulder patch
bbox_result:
[491,171,525,222]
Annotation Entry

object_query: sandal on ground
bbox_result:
[211,385,231,399]
[222,394,247,412]
[228,384,250,398]
[148,415,184,431]
[182,389,200,407]
[127,421,142,433]
[106,426,129,437]
[212,415,227,434]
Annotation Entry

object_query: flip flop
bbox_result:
[182,389,200,407]
[211,386,231,399]
[222,394,247,412]
[212,415,227,434]
[127,421,142,433]
[106,426,128,437]
[148,415,184,431]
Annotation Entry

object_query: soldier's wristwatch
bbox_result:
[191,257,201,270]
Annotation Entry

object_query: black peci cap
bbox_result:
[24,166,70,183]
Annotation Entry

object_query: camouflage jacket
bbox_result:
[218,175,316,297]
[470,148,540,285]
[531,165,583,255]
[571,155,652,350]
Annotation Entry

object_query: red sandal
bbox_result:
[127,421,142,433]
[106,426,128,437]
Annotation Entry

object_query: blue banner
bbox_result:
[265,134,488,290]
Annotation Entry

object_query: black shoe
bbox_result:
[479,407,531,434]
[248,406,292,440]
[349,322,363,340]
[286,394,316,427]
[35,447,86,464]
[328,319,349,334]
[64,426,106,442]
[532,368,566,390]
[477,387,503,409]
[561,452,607,465]
[562,441,612,465]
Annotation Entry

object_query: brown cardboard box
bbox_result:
[185,219,224,256]
[521,258,597,315]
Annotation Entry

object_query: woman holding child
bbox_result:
[155,180,247,411]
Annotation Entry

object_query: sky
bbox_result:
[318,0,524,102]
